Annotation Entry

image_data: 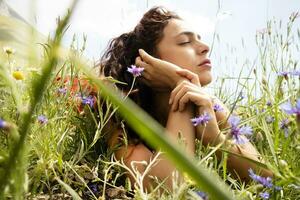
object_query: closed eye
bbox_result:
[179,41,191,45]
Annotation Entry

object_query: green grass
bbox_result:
[0,3,300,200]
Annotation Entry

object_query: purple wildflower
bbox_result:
[238,91,245,100]
[274,186,282,191]
[213,104,224,112]
[191,112,211,126]
[279,119,289,137]
[0,119,6,129]
[228,115,253,144]
[88,182,100,195]
[127,65,144,77]
[57,87,67,95]
[265,116,275,124]
[248,168,273,188]
[83,182,100,197]
[277,70,300,78]
[266,101,272,107]
[82,96,94,107]
[259,192,270,199]
[280,99,300,117]
[290,70,300,76]
[195,191,209,200]
[38,115,48,125]
[277,71,289,78]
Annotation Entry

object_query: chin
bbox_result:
[199,74,212,86]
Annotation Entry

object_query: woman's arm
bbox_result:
[170,70,273,181]
[195,103,272,181]
[109,104,195,191]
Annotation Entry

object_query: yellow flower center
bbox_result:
[12,71,24,80]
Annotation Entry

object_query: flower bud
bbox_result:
[255,131,264,141]
[12,71,25,80]
[3,46,15,55]
[279,159,288,168]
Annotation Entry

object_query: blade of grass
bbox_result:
[56,178,82,200]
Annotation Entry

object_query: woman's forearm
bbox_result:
[145,104,196,189]
[194,105,272,181]
[165,104,195,154]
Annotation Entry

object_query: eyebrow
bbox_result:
[176,31,201,40]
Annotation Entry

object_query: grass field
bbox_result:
[0,2,299,199]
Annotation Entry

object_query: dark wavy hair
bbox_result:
[100,6,181,143]
[100,6,180,90]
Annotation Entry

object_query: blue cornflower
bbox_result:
[57,87,67,95]
[274,186,282,191]
[88,182,99,195]
[38,115,48,125]
[191,112,211,126]
[277,71,289,78]
[83,182,100,197]
[266,101,272,107]
[290,70,300,76]
[0,119,6,129]
[279,118,289,137]
[259,192,270,199]
[127,65,144,77]
[248,168,273,188]
[280,99,300,117]
[238,91,245,100]
[213,104,224,112]
[228,115,253,144]
[195,191,209,200]
[82,96,94,107]
[265,116,275,124]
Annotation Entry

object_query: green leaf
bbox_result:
[56,178,82,200]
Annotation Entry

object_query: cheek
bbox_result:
[160,48,195,68]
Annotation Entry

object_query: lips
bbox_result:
[198,59,212,68]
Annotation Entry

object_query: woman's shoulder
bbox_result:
[108,128,154,163]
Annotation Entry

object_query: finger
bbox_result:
[169,81,185,105]
[169,81,195,105]
[176,69,201,86]
[171,87,184,111]
[135,56,149,70]
[178,92,192,112]
[171,85,192,111]
[138,49,155,64]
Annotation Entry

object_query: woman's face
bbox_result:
[156,19,212,86]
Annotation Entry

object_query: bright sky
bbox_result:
[5,0,300,78]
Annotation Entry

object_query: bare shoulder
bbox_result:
[108,128,154,164]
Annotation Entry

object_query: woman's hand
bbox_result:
[135,49,186,90]
[169,69,212,112]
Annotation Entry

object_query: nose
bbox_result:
[196,41,210,55]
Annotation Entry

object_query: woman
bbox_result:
[100,6,271,191]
